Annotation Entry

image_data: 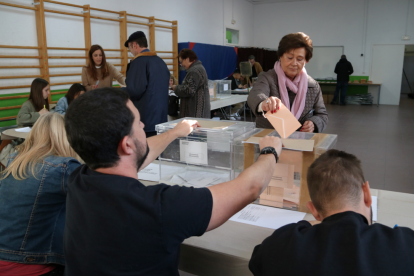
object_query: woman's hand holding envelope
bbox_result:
[262,97,281,114]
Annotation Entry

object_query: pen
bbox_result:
[394,224,398,228]
[300,109,314,125]
[96,80,99,87]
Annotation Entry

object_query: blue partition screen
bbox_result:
[178,42,238,84]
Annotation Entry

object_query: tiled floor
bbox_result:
[324,94,414,194]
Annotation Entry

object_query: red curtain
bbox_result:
[236,48,278,72]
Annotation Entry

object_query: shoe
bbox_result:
[330,102,337,105]
[339,103,346,106]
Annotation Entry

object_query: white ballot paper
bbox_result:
[223,84,229,91]
[138,163,180,182]
[180,140,208,165]
[15,127,31,133]
[169,170,229,188]
[372,195,378,222]
[230,204,306,230]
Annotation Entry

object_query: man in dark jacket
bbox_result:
[227,69,247,90]
[332,55,354,105]
[124,31,170,137]
[249,149,414,276]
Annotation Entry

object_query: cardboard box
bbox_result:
[360,79,367,84]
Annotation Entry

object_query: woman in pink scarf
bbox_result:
[247,32,328,133]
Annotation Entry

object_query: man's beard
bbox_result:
[134,139,150,171]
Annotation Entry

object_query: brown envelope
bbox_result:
[269,163,294,189]
[264,103,301,138]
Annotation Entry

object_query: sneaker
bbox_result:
[330,101,337,105]
[339,102,346,106]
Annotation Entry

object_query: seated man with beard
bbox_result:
[63,88,281,276]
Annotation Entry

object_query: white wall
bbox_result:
[252,0,414,104]
[0,0,254,94]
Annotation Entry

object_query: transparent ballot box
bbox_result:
[156,118,255,188]
[208,80,232,100]
[233,129,338,212]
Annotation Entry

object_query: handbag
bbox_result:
[168,95,179,116]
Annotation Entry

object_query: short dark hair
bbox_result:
[131,37,148,48]
[65,88,134,170]
[278,32,313,62]
[29,78,49,112]
[233,69,240,74]
[178,49,198,62]
[307,149,365,216]
[248,55,255,60]
[66,83,85,105]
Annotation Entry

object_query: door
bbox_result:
[370,44,405,105]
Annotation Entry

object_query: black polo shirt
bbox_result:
[249,211,414,276]
[64,165,212,276]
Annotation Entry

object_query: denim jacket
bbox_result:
[54,96,68,115]
[0,153,81,265]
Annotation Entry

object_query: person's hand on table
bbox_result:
[259,136,282,157]
[262,97,281,114]
[92,84,99,89]
[39,108,49,115]
[301,120,314,132]
[243,84,248,88]
[171,119,200,137]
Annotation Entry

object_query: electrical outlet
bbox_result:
[231,19,236,24]
[402,36,411,40]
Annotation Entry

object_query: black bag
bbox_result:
[168,96,179,116]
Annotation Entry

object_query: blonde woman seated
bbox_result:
[0,113,81,276]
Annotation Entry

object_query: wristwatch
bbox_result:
[260,147,279,163]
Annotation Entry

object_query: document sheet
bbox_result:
[230,204,306,230]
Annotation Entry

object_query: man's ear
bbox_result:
[118,136,134,156]
[307,201,322,221]
[362,181,372,208]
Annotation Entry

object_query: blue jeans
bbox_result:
[332,81,348,104]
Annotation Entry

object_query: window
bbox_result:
[225,28,239,45]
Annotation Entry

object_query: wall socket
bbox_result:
[402,36,411,40]
[231,19,236,24]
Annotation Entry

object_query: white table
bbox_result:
[177,188,414,275]
[210,95,248,121]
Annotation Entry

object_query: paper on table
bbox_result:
[180,140,208,165]
[223,84,229,91]
[15,127,31,133]
[169,170,229,188]
[264,103,301,138]
[243,137,314,152]
[230,204,306,230]
[138,163,181,182]
[372,195,378,222]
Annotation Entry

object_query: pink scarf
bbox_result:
[274,61,308,120]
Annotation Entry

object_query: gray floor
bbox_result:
[324,94,414,194]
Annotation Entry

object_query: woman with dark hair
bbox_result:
[16,78,50,127]
[248,32,328,133]
[82,45,126,91]
[170,49,210,118]
[55,83,85,115]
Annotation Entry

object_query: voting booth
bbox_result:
[234,129,337,212]
[156,118,255,187]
